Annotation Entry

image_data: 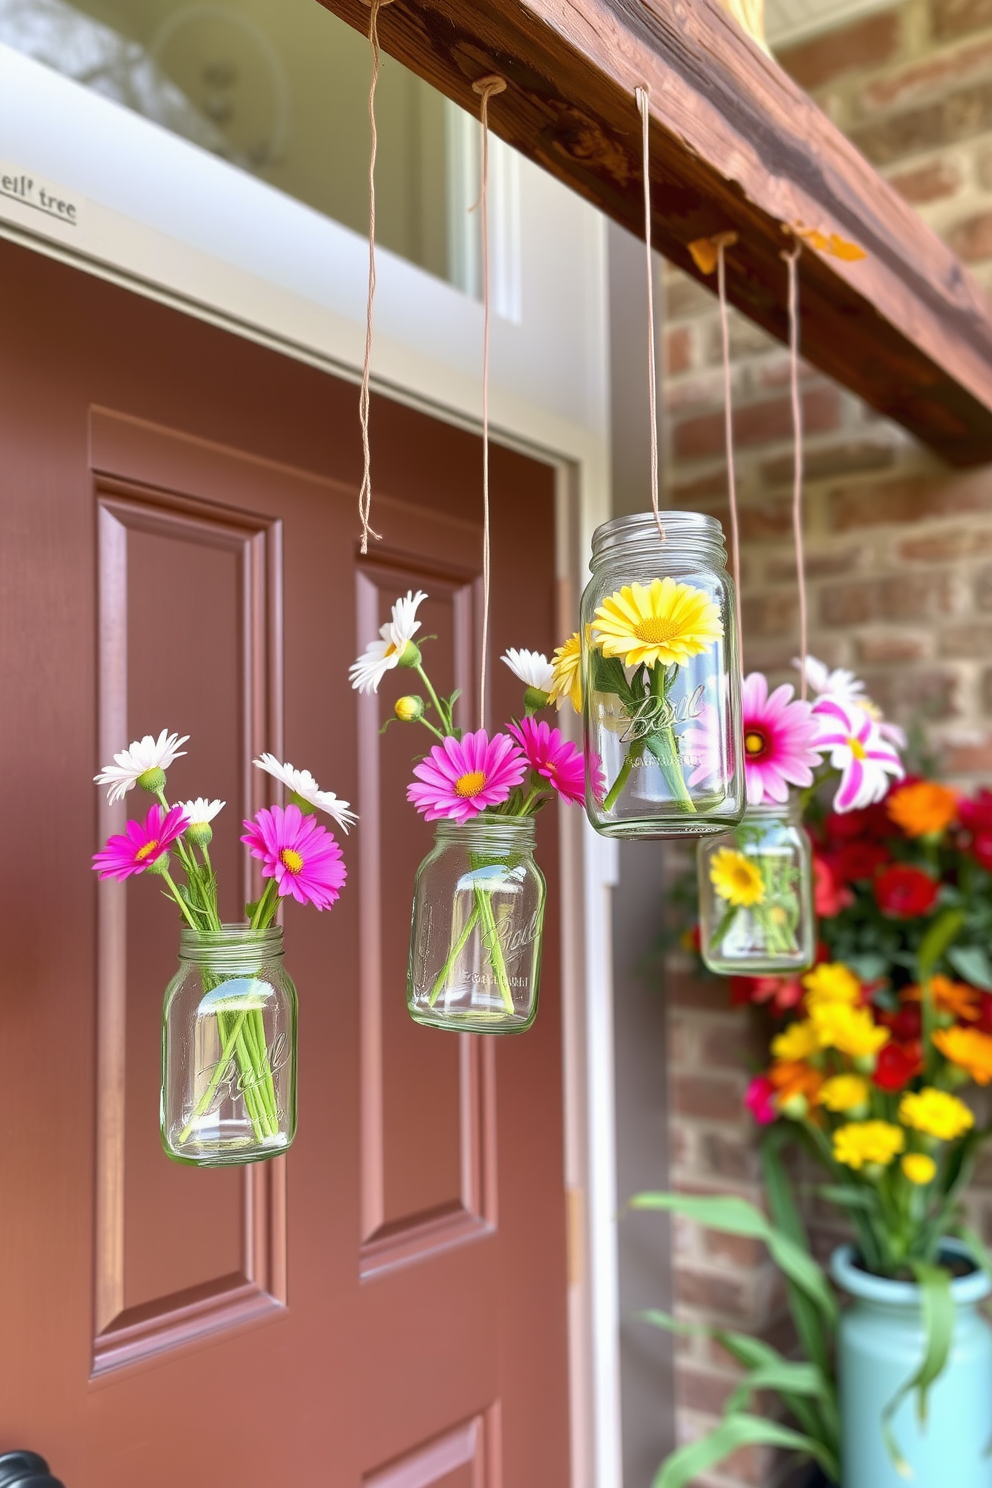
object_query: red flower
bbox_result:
[813,854,854,916]
[874,864,939,918]
[824,800,896,842]
[878,1003,923,1043]
[959,789,992,833]
[730,975,804,1011]
[975,994,992,1037]
[968,830,992,871]
[873,1040,923,1092]
[832,839,891,882]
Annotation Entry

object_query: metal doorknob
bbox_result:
[0,1452,65,1488]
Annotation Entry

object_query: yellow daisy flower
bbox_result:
[810,1002,889,1059]
[817,1074,870,1113]
[592,577,723,670]
[771,1020,820,1063]
[549,632,582,713]
[802,962,861,1009]
[709,848,765,907]
[933,1026,992,1085]
[833,1120,905,1171]
[899,1087,975,1142]
[902,1153,937,1186]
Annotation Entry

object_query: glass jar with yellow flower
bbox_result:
[698,797,815,974]
[576,511,744,837]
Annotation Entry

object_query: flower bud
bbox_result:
[862,1162,885,1183]
[524,686,551,711]
[145,851,171,876]
[137,767,166,794]
[853,1053,878,1075]
[779,1093,808,1120]
[397,640,422,669]
[289,790,316,816]
[185,821,213,848]
[395,694,425,722]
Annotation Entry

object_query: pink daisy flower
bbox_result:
[745,1075,777,1125]
[407,729,526,823]
[813,696,904,813]
[92,803,188,881]
[586,744,607,805]
[241,803,346,910]
[508,717,584,805]
[742,673,823,806]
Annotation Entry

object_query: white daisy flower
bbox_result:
[94,729,189,804]
[349,589,428,694]
[177,798,225,827]
[796,655,866,702]
[501,648,554,694]
[253,753,357,833]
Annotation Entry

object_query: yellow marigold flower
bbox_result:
[833,1121,905,1171]
[887,781,957,838]
[902,1153,937,1186]
[903,975,982,1022]
[899,1087,975,1141]
[933,1026,992,1086]
[802,962,861,1009]
[810,1002,889,1059]
[549,632,582,713]
[817,1074,870,1113]
[709,848,765,907]
[592,577,723,670]
[771,1021,820,1063]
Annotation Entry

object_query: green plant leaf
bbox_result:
[814,1184,876,1210]
[954,1222,992,1280]
[881,1262,954,1475]
[917,908,965,979]
[724,1359,825,1414]
[947,944,992,992]
[630,1191,837,1326]
[652,1413,839,1488]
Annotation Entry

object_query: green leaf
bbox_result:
[724,1359,825,1415]
[652,1413,839,1488]
[815,1184,876,1211]
[948,944,992,992]
[954,1223,992,1281]
[630,1191,837,1326]
[917,908,965,979]
[881,1262,954,1474]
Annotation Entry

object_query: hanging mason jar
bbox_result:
[407,816,545,1034]
[161,925,297,1166]
[580,511,745,838]
[697,797,815,975]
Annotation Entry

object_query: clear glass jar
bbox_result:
[407,816,545,1034]
[580,511,745,838]
[697,798,815,975]
[161,925,297,1166]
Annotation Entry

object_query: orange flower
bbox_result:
[769,1061,824,1104]
[887,781,957,837]
[903,975,982,1022]
[933,1025,992,1084]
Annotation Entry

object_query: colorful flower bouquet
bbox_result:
[349,591,583,1032]
[647,659,992,1484]
[92,731,353,1162]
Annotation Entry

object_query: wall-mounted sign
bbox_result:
[0,161,83,233]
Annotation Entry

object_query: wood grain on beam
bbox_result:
[316,0,992,466]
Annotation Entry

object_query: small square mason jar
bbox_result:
[697,797,815,976]
[407,816,545,1034]
[580,511,745,838]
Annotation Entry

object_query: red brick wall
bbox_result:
[659,2,992,1480]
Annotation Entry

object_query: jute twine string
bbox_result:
[783,242,808,700]
[714,235,744,649]
[472,74,506,730]
[357,0,393,555]
[635,85,665,544]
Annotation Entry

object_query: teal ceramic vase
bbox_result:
[831,1241,992,1488]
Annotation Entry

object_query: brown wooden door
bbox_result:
[0,238,571,1488]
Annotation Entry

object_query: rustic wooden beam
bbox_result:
[316,0,992,467]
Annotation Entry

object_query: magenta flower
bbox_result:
[509,717,584,805]
[586,744,607,806]
[681,701,724,789]
[92,803,187,880]
[241,803,346,910]
[741,673,823,806]
[813,696,904,813]
[407,729,527,823]
[745,1075,777,1125]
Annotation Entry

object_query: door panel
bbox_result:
[0,238,570,1487]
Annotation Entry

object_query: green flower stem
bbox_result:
[234,1023,275,1138]
[603,739,645,812]
[178,1006,250,1143]
[475,886,515,1012]
[644,725,697,812]
[250,878,278,930]
[415,664,452,735]
[244,1005,279,1130]
[427,903,481,1006]
[159,868,201,930]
